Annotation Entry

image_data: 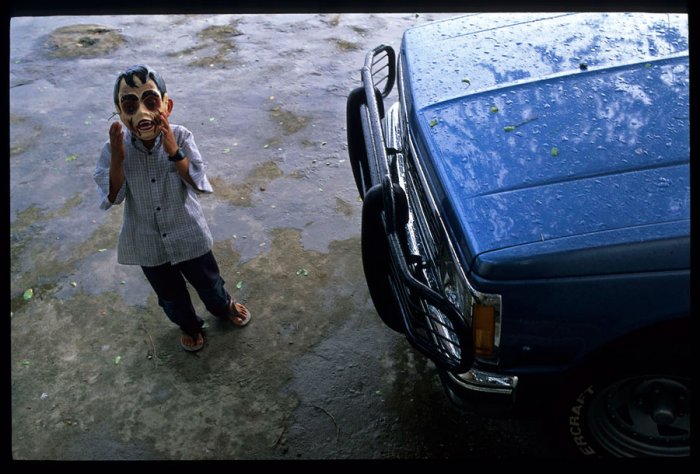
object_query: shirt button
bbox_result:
[162,233,167,238]
[156,207,161,211]
[151,178,156,183]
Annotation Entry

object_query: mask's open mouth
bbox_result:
[137,120,156,133]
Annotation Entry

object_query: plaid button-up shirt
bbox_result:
[94,124,214,266]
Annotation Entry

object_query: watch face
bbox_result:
[117,77,169,141]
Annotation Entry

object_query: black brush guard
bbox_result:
[347,45,473,372]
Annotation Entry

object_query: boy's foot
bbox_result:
[180,332,205,352]
[227,301,251,327]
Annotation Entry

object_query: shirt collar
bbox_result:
[127,128,163,153]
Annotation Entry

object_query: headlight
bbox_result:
[438,242,502,364]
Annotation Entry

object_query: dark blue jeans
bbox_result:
[141,251,231,338]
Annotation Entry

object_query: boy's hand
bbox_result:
[109,122,125,164]
[107,121,126,203]
[158,113,179,156]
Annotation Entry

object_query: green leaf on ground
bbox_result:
[503,126,516,132]
[23,288,33,300]
[551,146,559,157]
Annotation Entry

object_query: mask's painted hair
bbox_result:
[113,64,167,109]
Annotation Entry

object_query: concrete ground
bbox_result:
[9,13,561,460]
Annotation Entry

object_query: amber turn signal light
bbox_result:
[473,304,495,357]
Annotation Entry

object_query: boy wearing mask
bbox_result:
[94,64,251,352]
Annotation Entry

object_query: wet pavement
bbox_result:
[10,13,561,460]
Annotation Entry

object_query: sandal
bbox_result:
[180,332,205,352]
[228,301,252,327]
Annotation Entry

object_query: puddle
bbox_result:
[10,198,121,300]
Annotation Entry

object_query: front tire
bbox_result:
[360,185,404,333]
[558,366,691,457]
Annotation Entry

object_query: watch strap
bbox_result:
[168,148,186,162]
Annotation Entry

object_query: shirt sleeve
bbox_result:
[94,141,126,210]
[180,127,213,195]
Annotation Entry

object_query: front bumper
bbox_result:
[439,368,518,414]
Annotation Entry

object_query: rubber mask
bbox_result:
[117,77,169,141]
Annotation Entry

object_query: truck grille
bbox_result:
[393,146,467,368]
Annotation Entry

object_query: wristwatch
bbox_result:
[168,148,186,162]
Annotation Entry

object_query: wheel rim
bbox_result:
[587,375,690,457]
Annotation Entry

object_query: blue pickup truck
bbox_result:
[346,13,690,458]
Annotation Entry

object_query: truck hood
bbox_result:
[400,13,690,279]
